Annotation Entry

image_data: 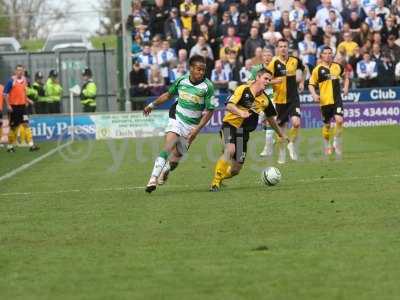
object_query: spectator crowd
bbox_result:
[127,0,400,97]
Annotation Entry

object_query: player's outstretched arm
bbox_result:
[343,72,350,96]
[266,116,289,142]
[143,91,172,116]
[187,109,214,145]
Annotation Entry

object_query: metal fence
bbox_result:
[0,50,119,112]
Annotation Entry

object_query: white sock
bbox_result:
[265,129,274,147]
[151,157,167,178]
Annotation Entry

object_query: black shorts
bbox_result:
[9,105,28,128]
[220,123,250,164]
[321,103,344,124]
[276,100,301,126]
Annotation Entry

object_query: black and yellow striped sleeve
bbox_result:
[309,65,319,86]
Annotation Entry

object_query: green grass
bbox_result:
[1,126,400,300]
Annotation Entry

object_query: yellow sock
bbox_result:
[333,123,343,137]
[18,124,26,144]
[289,127,299,142]
[211,158,231,186]
[322,124,331,141]
[8,127,17,145]
[23,125,33,146]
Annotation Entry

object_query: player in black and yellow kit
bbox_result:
[309,47,349,156]
[267,39,306,163]
[210,68,288,191]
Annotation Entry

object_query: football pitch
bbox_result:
[1,126,399,300]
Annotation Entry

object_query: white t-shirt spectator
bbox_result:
[259,9,282,26]
[365,15,384,32]
[298,40,317,67]
[315,6,342,29]
[156,49,177,78]
[356,60,378,79]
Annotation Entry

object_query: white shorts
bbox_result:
[165,118,194,155]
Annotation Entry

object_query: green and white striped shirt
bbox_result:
[168,74,216,125]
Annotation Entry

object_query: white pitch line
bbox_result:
[0,174,399,198]
[0,141,72,183]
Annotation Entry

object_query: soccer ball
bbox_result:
[262,167,281,186]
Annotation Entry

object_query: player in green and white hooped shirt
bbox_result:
[143,55,216,193]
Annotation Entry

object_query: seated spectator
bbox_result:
[149,0,170,37]
[348,46,363,82]
[136,23,151,43]
[210,60,231,94]
[169,63,187,83]
[377,55,395,87]
[375,0,390,21]
[237,13,252,43]
[239,59,253,84]
[382,35,400,62]
[131,34,143,60]
[276,10,291,32]
[219,37,241,61]
[199,47,214,79]
[337,32,359,60]
[323,9,343,35]
[190,35,214,60]
[156,40,177,84]
[371,42,382,62]
[289,0,306,23]
[365,9,383,32]
[381,16,399,42]
[391,0,400,25]
[164,8,183,47]
[198,24,217,55]
[255,0,269,16]
[262,22,282,45]
[191,12,208,40]
[282,27,298,51]
[148,65,166,96]
[322,24,338,47]
[361,0,377,17]
[259,0,282,27]
[217,11,233,40]
[137,43,156,74]
[244,27,264,60]
[222,26,242,49]
[130,61,150,97]
[126,1,150,37]
[238,0,257,20]
[348,11,362,34]
[298,32,317,70]
[228,3,240,26]
[151,34,162,53]
[309,22,324,46]
[356,52,378,88]
[289,21,304,44]
[355,22,372,47]
[223,49,241,83]
[314,0,342,29]
[176,49,189,72]
[341,0,365,22]
[250,46,265,66]
[176,28,195,54]
[180,0,197,31]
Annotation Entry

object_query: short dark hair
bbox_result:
[277,38,288,45]
[189,55,206,66]
[15,64,24,69]
[256,67,272,77]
